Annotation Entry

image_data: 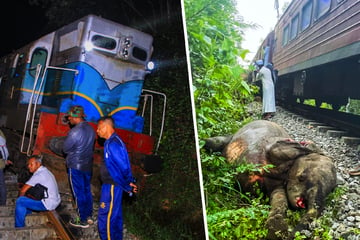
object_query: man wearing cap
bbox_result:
[63,105,96,228]
[255,59,276,120]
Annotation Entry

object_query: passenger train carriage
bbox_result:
[0,15,164,185]
[253,0,360,110]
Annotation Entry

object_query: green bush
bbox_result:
[185,0,270,238]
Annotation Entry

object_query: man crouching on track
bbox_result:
[96,116,138,240]
[15,155,61,227]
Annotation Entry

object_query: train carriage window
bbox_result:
[282,25,289,46]
[315,0,331,19]
[301,0,313,31]
[290,14,299,40]
[29,48,48,78]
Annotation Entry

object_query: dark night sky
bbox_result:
[1,1,43,55]
[0,0,48,57]
[0,1,186,65]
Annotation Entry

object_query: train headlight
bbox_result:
[146,61,155,71]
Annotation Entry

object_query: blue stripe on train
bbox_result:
[20,62,145,133]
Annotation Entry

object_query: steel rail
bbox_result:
[46,210,76,240]
[279,101,360,137]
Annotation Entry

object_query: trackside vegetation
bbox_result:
[184,0,270,238]
[184,0,346,239]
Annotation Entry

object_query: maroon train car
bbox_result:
[254,0,360,109]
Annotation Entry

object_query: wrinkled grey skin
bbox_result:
[204,120,337,240]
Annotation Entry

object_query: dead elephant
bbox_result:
[204,120,337,239]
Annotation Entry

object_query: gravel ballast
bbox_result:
[268,107,360,239]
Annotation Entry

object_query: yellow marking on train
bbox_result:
[19,88,104,116]
[19,88,138,116]
[109,106,138,116]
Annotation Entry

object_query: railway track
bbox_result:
[280,102,360,139]
[0,170,99,240]
[0,128,140,240]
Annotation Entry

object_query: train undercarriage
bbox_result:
[276,54,360,113]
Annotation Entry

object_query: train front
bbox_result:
[33,15,158,193]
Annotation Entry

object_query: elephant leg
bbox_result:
[266,188,289,240]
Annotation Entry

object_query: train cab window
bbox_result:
[29,48,48,78]
[315,0,331,19]
[290,14,299,40]
[301,0,313,31]
[87,31,119,54]
[91,35,117,50]
[132,47,148,62]
[282,25,289,46]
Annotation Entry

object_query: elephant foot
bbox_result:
[265,214,289,240]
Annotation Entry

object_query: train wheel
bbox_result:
[332,103,342,111]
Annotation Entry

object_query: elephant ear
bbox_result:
[266,140,313,165]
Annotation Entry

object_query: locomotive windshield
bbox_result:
[132,47,147,61]
[91,35,117,50]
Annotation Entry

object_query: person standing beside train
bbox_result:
[255,59,276,120]
[63,105,96,228]
[96,116,137,240]
[0,129,12,205]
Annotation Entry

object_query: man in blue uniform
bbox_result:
[64,105,96,228]
[96,116,137,240]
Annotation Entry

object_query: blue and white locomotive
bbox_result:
[0,15,163,168]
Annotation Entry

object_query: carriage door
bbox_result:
[19,34,54,154]
[20,32,54,106]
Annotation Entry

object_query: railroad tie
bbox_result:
[0,171,70,240]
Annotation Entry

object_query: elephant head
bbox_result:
[286,152,337,235]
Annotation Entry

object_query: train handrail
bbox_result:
[141,94,154,136]
[142,89,166,154]
[20,65,79,155]
[20,64,43,155]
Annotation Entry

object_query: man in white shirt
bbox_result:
[255,59,276,120]
[15,155,61,227]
